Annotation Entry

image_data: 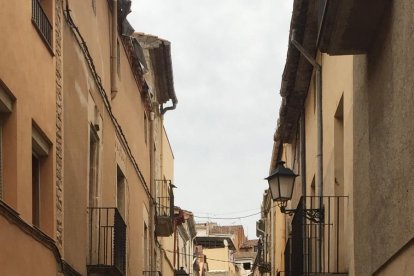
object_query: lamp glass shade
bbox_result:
[175,267,189,276]
[266,161,297,202]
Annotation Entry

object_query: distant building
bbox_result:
[195,223,250,276]
[234,240,258,276]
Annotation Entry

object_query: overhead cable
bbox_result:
[193,211,261,220]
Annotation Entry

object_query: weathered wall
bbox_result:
[62,0,151,274]
[205,247,233,272]
[0,0,56,235]
[321,54,353,273]
[0,215,57,276]
[374,239,414,276]
[353,0,414,274]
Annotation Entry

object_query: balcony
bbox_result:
[31,0,53,49]
[284,196,348,276]
[155,180,174,237]
[143,271,162,276]
[87,207,126,276]
[253,239,271,274]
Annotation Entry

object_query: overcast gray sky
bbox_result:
[130,0,292,238]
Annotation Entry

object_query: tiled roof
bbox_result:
[209,225,244,235]
[234,251,257,260]
[240,239,259,249]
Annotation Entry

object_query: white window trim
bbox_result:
[32,126,50,157]
[0,81,13,199]
[0,84,13,113]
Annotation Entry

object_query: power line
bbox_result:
[194,207,261,216]
[162,248,248,264]
[193,211,261,220]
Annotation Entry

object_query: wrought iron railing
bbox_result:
[285,196,348,276]
[32,0,52,48]
[156,180,174,218]
[88,207,126,275]
[156,196,173,217]
[142,271,162,276]
[254,239,271,274]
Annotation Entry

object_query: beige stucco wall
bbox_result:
[0,0,56,236]
[62,0,151,274]
[0,0,59,274]
[0,215,57,276]
[320,54,354,273]
[276,54,355,275]
[205,247,236,275]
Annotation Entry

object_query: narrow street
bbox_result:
[0,0,413,276]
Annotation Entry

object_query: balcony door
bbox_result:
[88,125,100,264]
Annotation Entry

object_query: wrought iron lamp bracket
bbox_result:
[280,205,324,223]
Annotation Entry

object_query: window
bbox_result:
[243,262,251,270]
[32,125,50,227]
[0,80,13,200]
[32,153,41,226]
[144,223,149,270]
[32,0,53,49]
[116,166,126,219]
[89,125,100,207]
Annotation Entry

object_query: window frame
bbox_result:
[31,124,51,228]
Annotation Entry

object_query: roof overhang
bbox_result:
[318,0,388,55]
[195,236,236,251]
[270,0,318,171]
[134,33,177,105]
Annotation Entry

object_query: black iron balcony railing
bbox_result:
[285,196,348,276]
[156,196,174,218]
[253,238,271,274]
[156,180,174,218]
[87,207,126,276]
[32,0,52,48]
[155,180,174,236]
[143,271,163,276]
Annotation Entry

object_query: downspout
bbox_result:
[149,111,156,273]
[173,219,177,269]
[290,30,322,199]
[300,112,306,197]
[290,29,323,273]
[110,0,118,99]
[160,100,178,115]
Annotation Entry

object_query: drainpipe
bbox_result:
[160,100,178,115]
[290,30,322,199]
[149,111,156,273]
[111,0,118,99]
[300,112,306,197]
[290,29,323,272]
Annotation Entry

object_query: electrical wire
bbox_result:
[194,207,261,216]
[64,3,153,202]
[162,248,247,264]
[193,211,261,220]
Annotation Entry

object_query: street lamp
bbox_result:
[265,161,298,211]
[175,267,189,276]
[265,160,323,223]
